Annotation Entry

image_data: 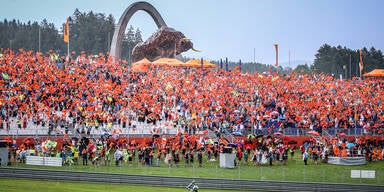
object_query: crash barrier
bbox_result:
[1,167,384,192]
[26,156,62,167]
[0,141,8,166]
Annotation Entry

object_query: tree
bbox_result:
[121,25,141,64]
[134,28,143,45]
[313,44,384,78]
[294,64,312,74]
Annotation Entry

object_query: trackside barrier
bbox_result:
[351,170,376,179]
[26,156,62,167]
[1,168,384,192]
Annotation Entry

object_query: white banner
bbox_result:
[328,157,366,166]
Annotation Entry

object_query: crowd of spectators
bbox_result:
[1,48,384,166]
[1,49,383,137]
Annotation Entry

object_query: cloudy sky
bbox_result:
[1,0,383,67]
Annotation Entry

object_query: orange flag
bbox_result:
[63,19,69,43]
[359,49,364,71]
[274,44,278,67]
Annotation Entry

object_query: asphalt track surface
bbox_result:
[1,167,384,192]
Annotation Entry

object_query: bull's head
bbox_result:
[177,38,200,55]
[131,27,199,62]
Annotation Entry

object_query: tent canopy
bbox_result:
[185,59,217,68]
[132,58,151,66]
[131,58,217,72]
[152,58,185,67]
[132,58,151,72]
[363,69,384,77]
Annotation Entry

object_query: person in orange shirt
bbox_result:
[333,145,340,157]
[341,148,347,157]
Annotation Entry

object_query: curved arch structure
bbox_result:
[110,1,167,60]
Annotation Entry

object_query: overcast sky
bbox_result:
[1,0,383,67]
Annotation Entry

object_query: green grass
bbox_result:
[8,150,384,185]
[0,178,257,192]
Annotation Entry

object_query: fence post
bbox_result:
[216,165,218,178]
[360,171,362,184]
[377,170,380,185]
[322,168,325,182]
[193,164,195,178]
[238,165,240,179]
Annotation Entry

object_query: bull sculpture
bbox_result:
[131,26,199,62]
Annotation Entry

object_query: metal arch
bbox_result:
[110,1,167,60]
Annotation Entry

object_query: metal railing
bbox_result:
[230,126,383,137]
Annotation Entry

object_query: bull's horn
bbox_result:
[191,47,201,52]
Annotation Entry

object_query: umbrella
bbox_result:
[227,143,237,147]
[271,111,279,116]
[346,143,355,149]
[232,132,243,136]
[363,69,384,77]
[273,132,282,136]
[185,59,217,68]
[307,131,320,136]
[152,58,185,67]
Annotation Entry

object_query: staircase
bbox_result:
[311,129,332,144]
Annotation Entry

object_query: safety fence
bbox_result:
[5,159,384,186]
[1,115,382,137]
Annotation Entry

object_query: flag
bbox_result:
[225,57,228,71]
[63,19,69,43]
[220,59,223,69]
[274,44,278,67]
[359,49,364,71]
[239,59,242,71]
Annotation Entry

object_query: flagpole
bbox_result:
[38,26,41,52]
[359,49,363,79]
[360,66,362,78]
[66,17,72,57]
[67,29,70,57]
[274,44,278,74]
